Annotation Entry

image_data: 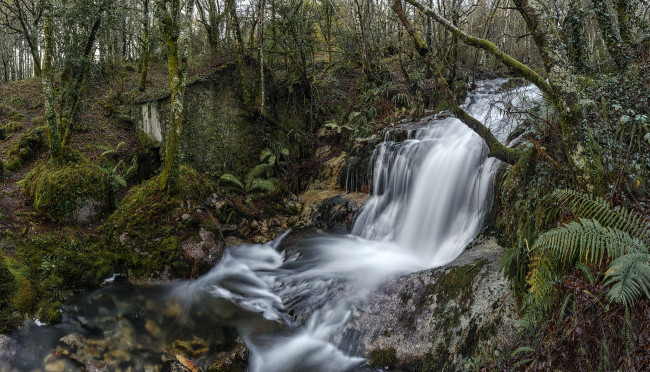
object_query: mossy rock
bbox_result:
[1,231,117,330]
[0,256,16,308]
[22,159,109,224]
[103,165,214,278]
[6,125,47,171]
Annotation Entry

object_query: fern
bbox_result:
[244,163,271,188]
[532,218,645,266]
[220,174,244,190]
[545,189,649,245]
[604,253,650,307]
[248,178,276,193]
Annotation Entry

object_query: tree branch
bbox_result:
[391,0,521,165]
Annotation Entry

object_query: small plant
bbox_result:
[526,189,650,315]
[324,121,352,134]
[220,152,278,203]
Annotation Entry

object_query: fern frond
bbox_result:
[220,174,244,190]
[247,178,276,193]
[546,189,649,245]
[122,155,138,181]
[244,164,271,188]
[532,218,645,266]
[260,148,272,162]
[604,253,650,306]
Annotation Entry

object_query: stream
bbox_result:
[0,80,539,372]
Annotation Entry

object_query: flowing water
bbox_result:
[0,80,539,371]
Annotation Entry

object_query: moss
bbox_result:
[22,159,109,223]
[0,121,23,140]
[369,347,397,368]
[102,165,214,278]
[5,125,47,171]
[31,115,46,126]
[0,256,16,308]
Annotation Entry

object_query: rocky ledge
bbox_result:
[338,237,518,371]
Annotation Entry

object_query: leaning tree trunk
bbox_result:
[405,0,604,192]
[391,0,521,165]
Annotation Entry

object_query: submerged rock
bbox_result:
[338,237,518,371]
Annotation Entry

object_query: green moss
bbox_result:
[5,125,47,171]
[22,159,109,223]
[0,256,16,307]
[369,347,397,368]
[102,165,214,278]
[0,121,23,140]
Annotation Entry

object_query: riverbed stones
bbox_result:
[338,237,518,371]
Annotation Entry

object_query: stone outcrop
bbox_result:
[298,148,368,232]
[338,237,519,371]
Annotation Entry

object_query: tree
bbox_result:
[399,0,606,192]
[138,0,150,91]
[156,0,194,195]
[0,0,43,77]
[41,0,110,163]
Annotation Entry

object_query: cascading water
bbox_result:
[0,80,539,372]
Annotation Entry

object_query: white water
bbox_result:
[173,80,539,371]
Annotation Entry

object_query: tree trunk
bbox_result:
[592,0,630,68]
[139,0,150,92]
[157,0,194,195]
[42,9,62,163]
[227,0,251,106]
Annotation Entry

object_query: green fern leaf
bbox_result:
[546,189,649,245]
[220,174,244,190]
[532,218,645,266]
[260,148,272,162]
[245,164,271,188]
[247,178,276,193]
[604,253,650,307]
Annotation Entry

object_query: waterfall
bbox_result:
[0,80,539,372]
[183,79,540,371]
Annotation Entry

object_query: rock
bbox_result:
[73,198,105,224]
[59,332,86,351]
[0,334,17,360]
[180,228,224,267]
[145,320,162,338]
[207,343,247,372]
[337,238,518,371]
[44,359,66,372]
[181,214,191,221]
[85,360,114,372]
[299,193,367,231]
[224,236,242,248]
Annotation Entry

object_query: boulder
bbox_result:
[338,237,518,371]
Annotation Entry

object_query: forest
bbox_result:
[0,0,649,370]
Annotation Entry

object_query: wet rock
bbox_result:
[207,343,247,372]
[224,236,242,248]
[180,228,224,267]
[0,334,17,360]
[337,238,518,371]
[299,194,367,232]
[44,359,66,372]
[85,359,115,372]
[59,332,86,351]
